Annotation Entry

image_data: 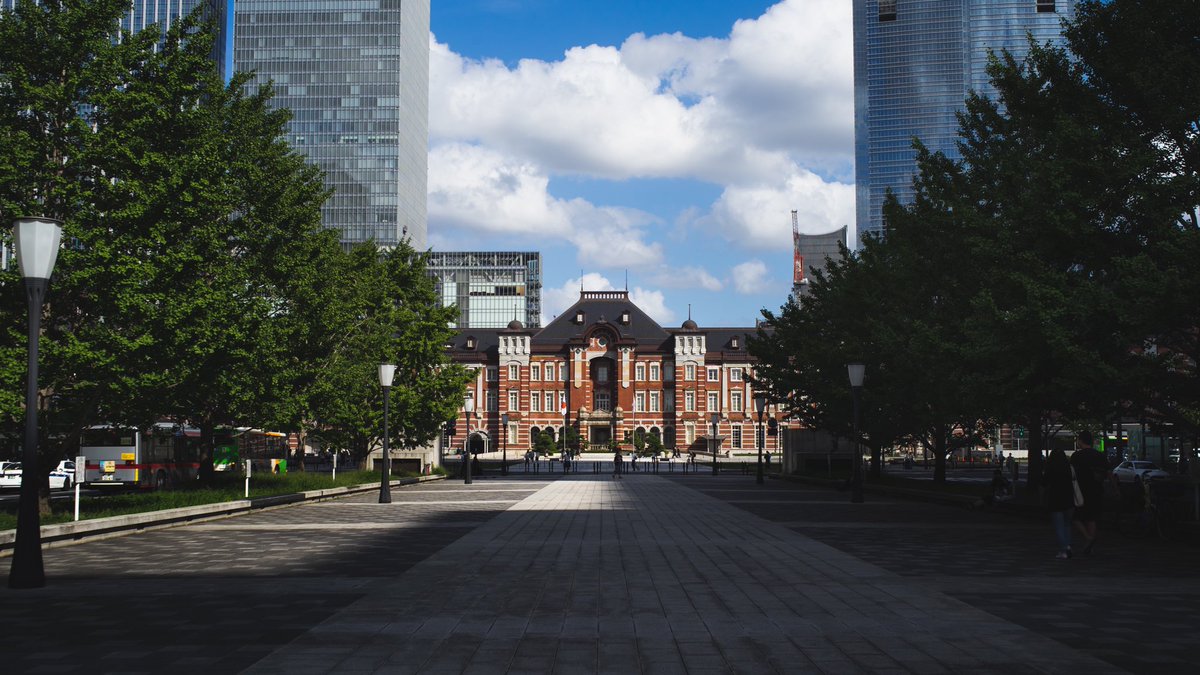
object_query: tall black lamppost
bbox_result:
[754,393,768,485]
[463,396,474,485]
[500,412,509,475]
[710,412,720,475]
[847,362,865,504]
[378,364,396,503]
[9,216,62,589]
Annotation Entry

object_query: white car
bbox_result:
[1112,460,1170,484]
[0,461,75,489]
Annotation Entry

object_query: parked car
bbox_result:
[0,462,22,489]
[0,460,75,489]
[1112,460,1170,484]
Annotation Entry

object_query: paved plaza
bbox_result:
[1,472,1196,674]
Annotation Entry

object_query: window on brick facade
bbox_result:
[545,391,554,411]
[685,423,695,445]
[730,368,742,382]
[707,367,719,382]
[685,364,696,380]
[486,366,498,382]
[731,391,743,412]
[508,364,518,380]
[531,392,540,412]
[649,363,660,381]
[507,423,517,444]
[707,392,719,412]
[597,364,609,382]
[650,392,660,413]
[559,391,566,410]
[635,364,645,381]
[664,390,674,412]
[486,391,498,412]
[545,364,554,381]
[732,425,743,449]
[596,391,611,411]
[508,390,519,410]
[531,364,541,380]
[561,362,568,381]
[685,390,695,411]
[664,363,674,381]
[635,392,645,412]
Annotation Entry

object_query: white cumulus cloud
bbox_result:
[731,260,770,294]
[428,0,856,264]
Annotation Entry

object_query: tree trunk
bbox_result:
[932,431,947,483]
[198,419,216,486]
[293,430,306,472]
[1025,414,1045,496]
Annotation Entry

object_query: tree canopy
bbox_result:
[0,1,468,491]
[751,0,1200,484]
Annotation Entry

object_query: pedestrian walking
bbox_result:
[1070,431,1108,555]
[631,453,638,472]
[524,450,532,471]
[613,450,624,479]
[1042,446,1074,559]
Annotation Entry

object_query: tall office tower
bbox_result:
[233,1,430,250]
[426,252,542,329]
[853,1,1075,245]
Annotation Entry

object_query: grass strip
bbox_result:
[0,469,432,531]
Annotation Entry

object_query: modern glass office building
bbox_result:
[233,0,429,250]
[427,252,542,329]
[853,0,1075,245]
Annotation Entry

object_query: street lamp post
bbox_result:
[463,397,474,484]
[501,412,509,475]
[9,216,62,590]
[754,393,768,485]
[847,363,865,504]
[710,412,720,475]
[378,364,396,504]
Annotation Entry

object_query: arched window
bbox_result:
[530,426,540,443]
[650,427,661,439]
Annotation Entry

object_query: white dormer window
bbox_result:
[621,310,630,324]
[575,310,585,324]
[465,336,476,349]
[731,337,739,349]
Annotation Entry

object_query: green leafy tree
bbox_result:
[534,430,556,457]
[645,433,664,457]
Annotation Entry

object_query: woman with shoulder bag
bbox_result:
[1043,446,1075,559]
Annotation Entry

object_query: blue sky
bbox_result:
[427,0,854,327]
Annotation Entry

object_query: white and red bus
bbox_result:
[80,424,202,489]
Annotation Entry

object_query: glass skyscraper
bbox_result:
[233,0,429,250]
[853,0,1075,245]
[426,252,542,329]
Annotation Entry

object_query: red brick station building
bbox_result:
[447,291,794,458]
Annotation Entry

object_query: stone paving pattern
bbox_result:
[1,471,1194,673]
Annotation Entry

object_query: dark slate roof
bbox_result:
[449,330,501,359]
[534,291,670,347]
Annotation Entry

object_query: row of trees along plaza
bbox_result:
[0,2,472,512]
[749,0,1200,491]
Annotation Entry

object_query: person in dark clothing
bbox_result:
[1043,447,1074,559]
[1070,430,1108,554]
